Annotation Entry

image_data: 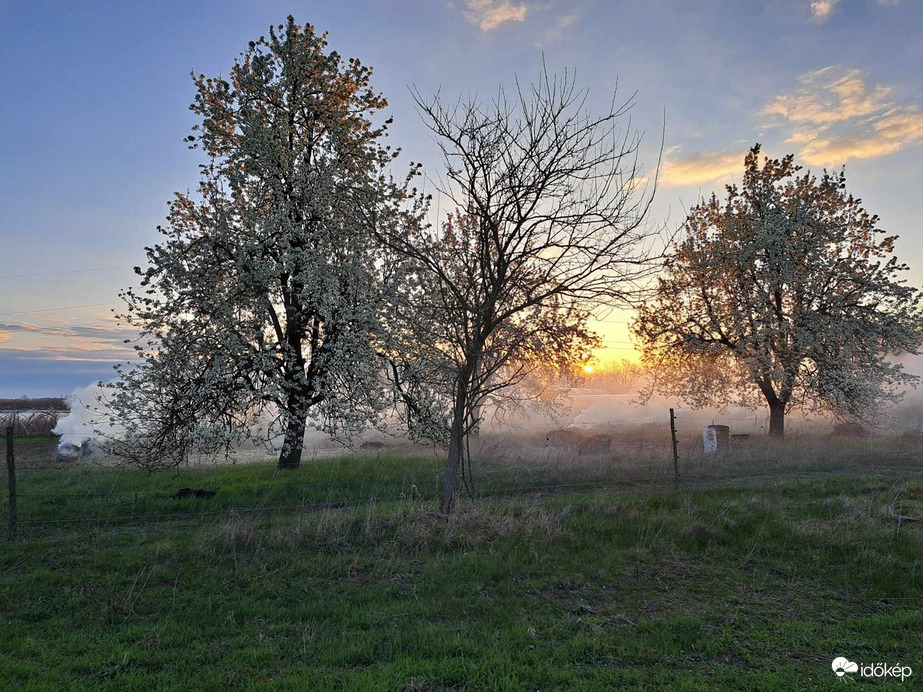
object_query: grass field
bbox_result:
[1,433,922,689]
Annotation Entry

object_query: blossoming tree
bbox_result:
[107,18,410,469]
[633,145,923,437]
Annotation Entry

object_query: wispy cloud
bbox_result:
[764,67,923,166]
[530,10,582,46]
[0,346,131,363]
[810,0,840,22]
[659,147,748,188]
[0,321,129,339]
[0,347,121,397]
[765,67,891,126]
[0,321,139,357]
[556,12,580,29]
[463,0,528,31]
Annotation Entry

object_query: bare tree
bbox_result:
[634,145,923,437]
[381,69,659,512]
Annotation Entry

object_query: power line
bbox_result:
[0,265,133,281]
[1,320,120,333]
[1,333,132,347]
[0,318,132,345]
[0,302,120,317]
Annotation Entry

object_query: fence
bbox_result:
[2,414,906,541]
[5,427,16,540]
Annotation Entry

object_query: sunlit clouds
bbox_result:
[810,0,841,23]
[463,0,527,31]
[765,67,891,126]
[0,347,130,364]
[765,67,923,166]
[666,65,923,182]
[659,147,748,187]
[0,320,137,357]
[0,319,136,393]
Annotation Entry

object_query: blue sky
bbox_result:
[1,0,921,396]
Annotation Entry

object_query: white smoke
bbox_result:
[51,382,121,461]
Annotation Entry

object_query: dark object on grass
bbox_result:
[830,422,871,438]
[176,488,216,499]
[731,433,750,442]
[55,439,93,463]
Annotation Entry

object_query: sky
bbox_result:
[1,0,921,397]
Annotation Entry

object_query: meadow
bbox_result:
[1,431,922,689]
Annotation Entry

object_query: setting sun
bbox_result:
[583,365,594,374]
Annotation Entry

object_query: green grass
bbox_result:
[1,434,923,689]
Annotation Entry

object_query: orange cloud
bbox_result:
[659,148,748,188]
[765,67,923,166]
[764,68,891,126]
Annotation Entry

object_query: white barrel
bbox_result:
[703,425,730,453]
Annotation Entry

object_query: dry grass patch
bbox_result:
[195,500,570,557]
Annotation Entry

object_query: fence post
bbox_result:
[669,409,679,488]
[6,426,16,541]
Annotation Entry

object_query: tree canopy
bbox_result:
[106,18,409,468]
[633,145,923,436]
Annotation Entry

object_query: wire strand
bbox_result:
[0,266,133,281]
[0,302,119,317]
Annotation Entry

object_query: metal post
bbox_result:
[6,426,16,541]
[669,409,679,487]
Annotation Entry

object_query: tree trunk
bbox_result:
[278,409,307,470]
[442,387,468,514]
[768,400,785,438]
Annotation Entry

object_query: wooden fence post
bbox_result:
[669,409,679,488]
[6,426,16,541]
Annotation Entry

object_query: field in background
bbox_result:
[2,430,922,688]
